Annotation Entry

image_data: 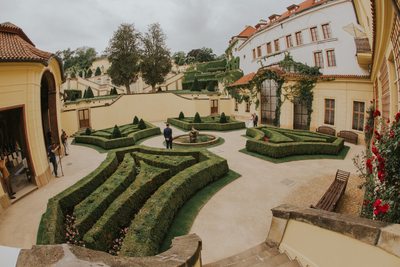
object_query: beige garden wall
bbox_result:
[61,93,233,133]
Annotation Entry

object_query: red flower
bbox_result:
[381,204,390,213]
[375,130,381,141]
[390,130,395,138]
[372,146,379,155]
[373,110,381,118]
[378,170,385,182]
[373,199,382,207]
[366,158,373,174]
[373,199,390,216]
[364,125,370,132]
[363,199,370,206]
[396,112,400,122]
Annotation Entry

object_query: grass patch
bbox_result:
[239,146,350,164]
[159,170,241,252]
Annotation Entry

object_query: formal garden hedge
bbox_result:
[246,126,344,158]
[37,146,229,257]
[74,121,161,150]
[167,114,245,131]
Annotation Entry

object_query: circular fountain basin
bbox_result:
[173,133,219,146]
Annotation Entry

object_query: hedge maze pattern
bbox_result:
[167,116,245,131]
[246,126,344,158]
[37,146,229,257]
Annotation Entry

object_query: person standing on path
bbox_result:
[163,123,173,149]
[48,143,59,177]
[61,130,69,156]
[253,113,259,127]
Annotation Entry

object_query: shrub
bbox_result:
[132,116,139,125]
[194,112,202,123]
[167,118,245,131]
[191,77,200,91]
[112,125,122,139]
[86,68,93,78]
[110,87,118,95]
[85,128,92,135]
[219,112,227,123]
[178,111,185,120]
[95,66,101,76]
[138,119,146,130]
[207,81,216,92]
[85,86,94,98]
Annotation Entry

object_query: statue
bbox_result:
[189,127,198,143]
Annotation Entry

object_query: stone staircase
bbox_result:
[204,242,300,267]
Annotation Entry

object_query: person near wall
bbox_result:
[253,113,259,127]
[61,130,69,156]
[163,123,173,149]
[48,143,59,177]
[0,157,15,199]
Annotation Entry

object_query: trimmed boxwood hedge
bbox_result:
[83,161,171,251]
[37,152,119,245]
[167,117,245,131]
[73,153,136,235]
[245,126,344,158]
[119,151,229,257]
[75,121,161,150]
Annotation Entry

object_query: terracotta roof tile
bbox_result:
[229,72,255,87]
[236,26,256,38]
[0,22,53,65]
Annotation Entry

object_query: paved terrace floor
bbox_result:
[0,122,363,264]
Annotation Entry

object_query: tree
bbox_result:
[56,47,97,72]
[132,116,139,125]
[191,77,200,91]
[173,51,186,66]
[112,125,122,139]
[207,81,216,92]
[85,87,94,98]
[110,87,118,95]
[178,111,185,120]
[140,23,172,92]
[86,68,93,78]
[138,119,146,130]
[106,24,141,95]
[194,112,202,123]
[187,47,216,63]
[220,112,228,123]
[95,66,101,76]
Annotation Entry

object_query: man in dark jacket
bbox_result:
[163,124,173,149]
[48,143,59,177]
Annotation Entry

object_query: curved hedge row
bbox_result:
[120,152,229,257]
[75,122,161,150]
[133,152,196,175]
[73,153,136,235]
[83,161,171,251]
[167,117,245,131]
[246,126,344,158]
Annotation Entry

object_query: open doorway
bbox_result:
[41,70,60,147]
[0,106,36,201]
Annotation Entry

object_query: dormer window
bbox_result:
[287,4,299,13]
[268,14,280,23]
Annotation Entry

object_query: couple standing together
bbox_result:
[252,113,259,127]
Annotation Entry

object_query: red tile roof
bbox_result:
[236,26,256,39]
[229,72,255,87]
[0,22,54,65]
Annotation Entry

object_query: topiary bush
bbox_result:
[112,125,122,139]
[138,119,146,130]
[85,87,94,98]
[219,112,227,123]
[178,112,185,120]
[95,66,102,76]
[85,128,92,135]
[132,116,139,125]
[110,87,118,95]
[207,81,216,92]
[194,112,202,123]
[191,77,200,91]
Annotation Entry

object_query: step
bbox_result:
[252,254,298,267]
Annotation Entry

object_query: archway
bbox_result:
[41,71,60,148]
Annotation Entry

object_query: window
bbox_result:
[260,79,278,125]
[353,101,365,131]
[252,49,256,60]
[295,31,303,46]
[257,46,262,58]
[286,35,293,48]
[324,99,335,125]
[314,51,324,68]
[322,23,332,39]
[326,49,336,67]
[245,101,250,112]
[266,42,272,54]
[310,27,319,42]
[274,39,280,52]
[235,100,238,111]
[391,16,400,92]
[380,59,390,121]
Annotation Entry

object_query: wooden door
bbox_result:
[211,100,218,114]
[78,109,90,129]
[293,98,309,130]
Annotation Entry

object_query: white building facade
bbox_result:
[230,0,369,76]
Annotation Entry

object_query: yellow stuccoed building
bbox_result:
[0,22,63,212]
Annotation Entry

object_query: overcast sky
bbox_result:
[1,0,295,55]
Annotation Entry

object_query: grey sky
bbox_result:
[1,0,295,55]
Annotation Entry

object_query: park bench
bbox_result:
[337,130,358,144]
[311,169,350,212]
[316,126,336,136]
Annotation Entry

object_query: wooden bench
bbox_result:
[311,169,350,212]
[316,126,336,136]
[337,130,358,144]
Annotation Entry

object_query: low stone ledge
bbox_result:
[16,234,202,267]
[378,225,400,258]
[271,204,388,246]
